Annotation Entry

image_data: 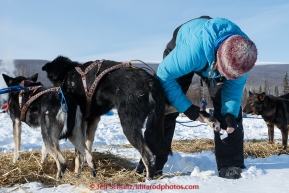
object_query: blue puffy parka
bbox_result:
[157,17,249,118]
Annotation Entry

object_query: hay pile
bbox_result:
[243,140,289,158]
[0,150,145,188]
[0,139,288,188]
[171,139,289,158]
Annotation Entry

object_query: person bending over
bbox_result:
[138,16,257,179]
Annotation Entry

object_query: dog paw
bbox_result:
[198,111,220,132]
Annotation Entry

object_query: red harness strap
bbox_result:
[75,61,102,93]
[19,86,60,121]
[18,86,42,109]
[75,60,132,118]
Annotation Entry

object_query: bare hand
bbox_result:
[226,127,235,134]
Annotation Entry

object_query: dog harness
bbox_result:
[18,81,61,121]
[75,60,132,118]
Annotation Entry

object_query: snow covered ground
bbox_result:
[0,111,288,193]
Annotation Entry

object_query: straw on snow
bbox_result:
[0,139,288,187]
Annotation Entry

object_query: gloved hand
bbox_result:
[184,104,200,120]
[224,113,237,128]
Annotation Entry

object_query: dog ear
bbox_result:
[28,73,38,82]
[258,92,266,101]
[2,74,14,86]
[42,64,47,71]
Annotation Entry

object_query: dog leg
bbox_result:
[281,126,288,150]
[43,139,67,179]
[41,117,67,179]
[74,116,87,176]
[73,116,98,176]
[41,141,48,164]
[140,144,155,180]
[74,149,83,177]
[75,117,100,177]
[13,118,22,163]
[85,117,100,152]
[267,123,274,144]
[120,117,155,180]
[69,135,96,177]
[131,132,155,180]
[73,117,99,177]
[72,110,96,177]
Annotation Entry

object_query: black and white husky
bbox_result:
[2,73,95,179]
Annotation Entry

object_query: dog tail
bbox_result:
[144,82,172,157]
[56,96,79,139]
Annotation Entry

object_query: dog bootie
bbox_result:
[218,166,242,179]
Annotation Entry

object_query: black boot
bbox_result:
[218,166,242,179]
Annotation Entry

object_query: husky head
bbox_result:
[243,91,276,116]
[2,73,38,87]
[42,56,79,86]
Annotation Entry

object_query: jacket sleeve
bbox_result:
[221,74,248,118]
[157,37,206,113]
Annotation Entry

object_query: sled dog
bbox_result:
[243,91,289,149]
[42,56,172,179]
[2,73,95,179]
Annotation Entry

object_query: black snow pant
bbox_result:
[154,71,246,171]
